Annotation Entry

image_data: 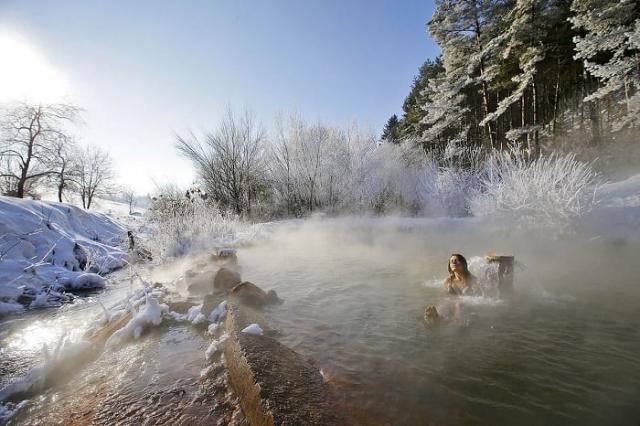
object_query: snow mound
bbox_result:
[208,300,227,323]
[241,323,263,335]
[582,174,640,242]
[205,332,229,359]
[0,197,128,316]
[69,273,106,290]
[186,305,207,325]
[106,295,169,346]
[0,301,25,316]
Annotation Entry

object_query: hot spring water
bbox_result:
[2,218,639,425]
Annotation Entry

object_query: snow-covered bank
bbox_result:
[0,197,129,315]
[582,174,640,243]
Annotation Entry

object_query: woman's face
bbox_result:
[449,256,463,272]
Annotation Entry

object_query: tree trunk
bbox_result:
[17,178,26,198]
[532,79,539,157]
[589,98,601,146]
[552,67,560,136]
[474,18,496,149]
[521,92,528,151]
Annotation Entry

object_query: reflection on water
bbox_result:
[2,218,640,425]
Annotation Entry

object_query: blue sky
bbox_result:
[0,0,439,193]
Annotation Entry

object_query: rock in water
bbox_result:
[230,281,282,307]
[213,267,242,291]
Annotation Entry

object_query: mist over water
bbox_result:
[232,217,640,425]
[2,216,639,425]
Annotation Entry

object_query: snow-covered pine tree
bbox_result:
[481,0,548,156]
[420,73,470,151]
[427,0,506,149]
[570,0,640,130]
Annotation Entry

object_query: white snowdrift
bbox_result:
[581,174,640,242]
[205,332,229,359]
[241,323,264,335]
[0,197,128,315]
[106,296,169,347]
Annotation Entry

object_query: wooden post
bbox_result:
[485,254,515,294]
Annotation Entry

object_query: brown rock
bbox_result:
[213,267,242,291]
[165,300,195,314]
[186,269,216,294]
[223,303,347,426]
[229,282,282,307]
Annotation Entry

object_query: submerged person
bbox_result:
[424,253,477,324]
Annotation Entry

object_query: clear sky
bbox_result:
[0,0,439,194]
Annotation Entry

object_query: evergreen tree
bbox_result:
[391,0,636,158]
[428,0,509,149]
[381,114,402,143]
[570,0,640,130]
[399,58,444,139]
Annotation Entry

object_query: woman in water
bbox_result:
[443,253,476,296]
[424,253,476,324]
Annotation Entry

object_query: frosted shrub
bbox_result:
[406,140,484,216]
[147,188,243,258]
[470,148,600,229]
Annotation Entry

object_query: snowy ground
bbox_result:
[38,191,147,233]
[582,174,640,242]
[0,197,129,316]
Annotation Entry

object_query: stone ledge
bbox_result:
[223,303,346,426]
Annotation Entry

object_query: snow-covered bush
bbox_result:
[352,139,484,216]
[146,185,244,258]
[470,147,600,228]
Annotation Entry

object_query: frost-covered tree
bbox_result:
[176,108,267,215]
[570,0,640,130]
[420,73,470,150]
[122,186,136,214]
[428,0,507,149]
[393,0,639,155]
[481,0,549,155]
[50,136,80,202]
[269,113,301,215]
[75,145,115,210]
[0,103,80,198]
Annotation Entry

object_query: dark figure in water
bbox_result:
[127,231,135,250]
[424,253,476,323]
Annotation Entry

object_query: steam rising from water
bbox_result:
[2,215,639,424]
[230,217,640,424]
